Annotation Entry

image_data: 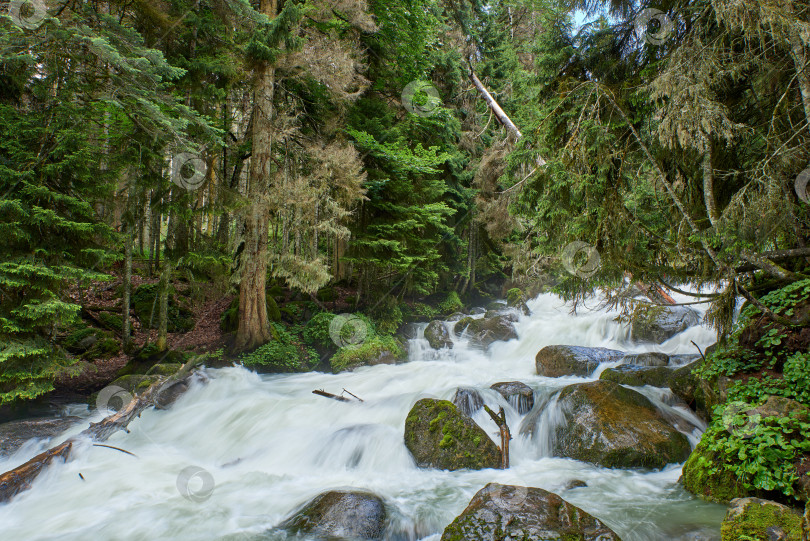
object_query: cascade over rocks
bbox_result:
[620,352,669,367]
[535,345,625,377]
[600,365,673,387]
[453,314,518,348]
[630,305,701,343]
[549,380,692,468]
[277,490,387,540]
[490,381,534,414]
[440,483,622,541]
[452,388,484,416]
[424,320,453,349]
[404,399,500,470]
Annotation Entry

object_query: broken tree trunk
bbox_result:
[0,358,202,503]
[467,61,523,141]
[484,405,511,469]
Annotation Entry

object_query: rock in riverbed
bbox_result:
[278,490,387,539]
[0,417,80,457]
[440,483,622,540]
[550,380,691,469]
[452,388,484,416]
[490,381,534,414]
[630,305,700,343]
[453,315,518,348]
[404,399,500,470]
[535,345,625,377]
[424,320,453,349]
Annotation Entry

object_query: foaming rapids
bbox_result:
[0,292,726,540]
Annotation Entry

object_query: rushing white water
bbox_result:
[0,292,728,540]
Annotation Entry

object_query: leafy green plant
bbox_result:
[238,323,318,373]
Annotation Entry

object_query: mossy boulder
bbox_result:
[440,483,622,541]
[404,399,501,470]
[63,326,100,354]
[84,337,120,360]
[629,305,701,343]
[132,283,195,333]
[278,490,387,540]
[535,345,625,378]
[438,291,464,315]
[668,360,709,417]
[721,498,803,541]
[551,380,692,469]
[505,287,531,316]
[116,343,186,377]
[453,315,518,348]
[600,365,673,387]
[490,381,534,414]
[330,335,403,373]
[424,320,453,349]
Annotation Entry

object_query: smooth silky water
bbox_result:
[0,293,728,540]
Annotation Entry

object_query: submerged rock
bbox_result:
[0,417,80,457]
[600,365,672,387]
[721,498,803,541]
[490,381,534,414]
[278,490,387,540]
[424,321,453,349]
[452,388,484,417]
[440,483,621,541]
[630,305,700,343]
[453,315,518,348]
[404,399,500,470]
[535,345,625,377]
[621,352,669,367]
[551,380,691,469]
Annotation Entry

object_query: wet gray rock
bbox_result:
[440,483,621,540]
[0,417,80,457]
[424,320,453,350]
[453,388,484,416]
[535,345,625,377]
[600,365,673,387]
[490,382,534,414]
[278,490,387,540]
[621,352,669,367]
[630,305,701,343]
[453,315,518,349]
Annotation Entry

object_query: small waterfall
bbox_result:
[0,291,725,541]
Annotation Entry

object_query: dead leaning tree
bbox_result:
[483,405,511,469]
[0,359,201,503]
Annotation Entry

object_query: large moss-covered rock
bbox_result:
[535,345,625,377]
[629,305,701,343]
[721,498,803,541]
[278,490,387,540]
[490,381,534,414]
[404,399,501,470]
[424,320,453,349]
[600,365,673,387]
[330,335,403,373]
[440,483,621,541]
[551,380,691,469]
[453,315,518,348]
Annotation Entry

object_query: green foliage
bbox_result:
[302,311,337,347]
[238,323,319,373]
[330,334,403,373]
[438,291,463,315]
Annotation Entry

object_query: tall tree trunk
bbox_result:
[467,61,522,140]
[122,222,133,352]
[789,35,810,129]
[156,244,171,352]
[235,0,278,352]
[703,146,719,227]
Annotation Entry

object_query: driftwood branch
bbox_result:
[312,390,351,402]
[0,358,203,503]
[484,405,511,469]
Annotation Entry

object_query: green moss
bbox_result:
[239,323,318,373]
[85,337,120,360]
[721,499,803,541]
[506,288,524,306]
[97,311,123,332]
[132,283,194,333]
[682,431,755,504]
[329,335,402,373]
[438,291,464,315]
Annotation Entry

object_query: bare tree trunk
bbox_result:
[122,223,133,352]
[789,36,810,129]
[235,0,278,351]
[703,146,719,226]
[468,61,523,140]
[156,247,171,351]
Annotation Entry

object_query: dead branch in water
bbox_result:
[484,405,511,469]
[0,442,73,502]
[312,389,363,403]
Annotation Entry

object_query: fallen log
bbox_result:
[0,357,203,504]
[312,389,351,402]
[484,405,511,469]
